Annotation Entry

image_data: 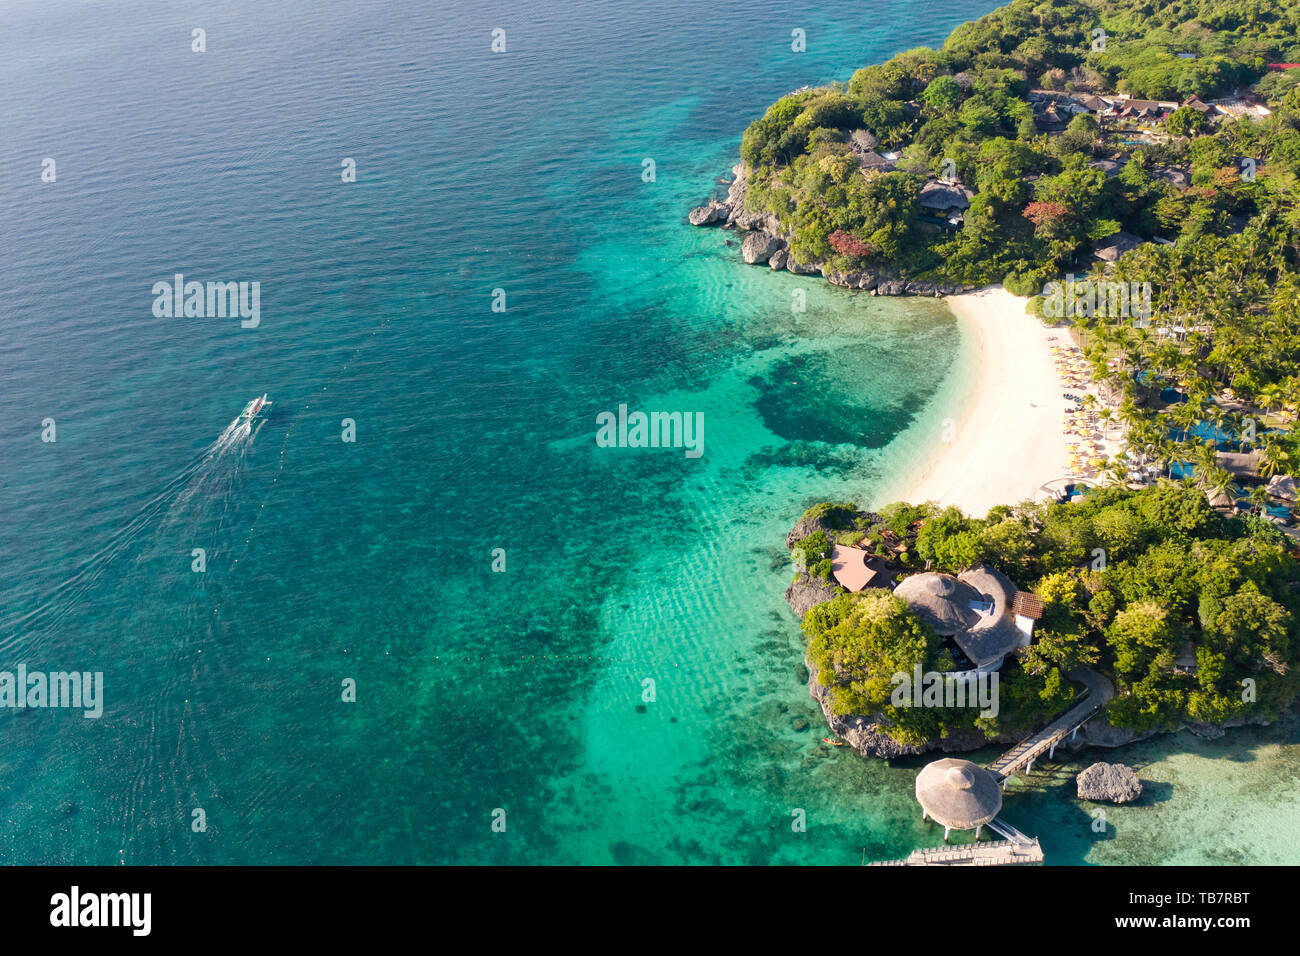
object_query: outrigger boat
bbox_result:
[239,394,272,424]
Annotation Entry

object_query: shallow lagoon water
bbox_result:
[0,0,1297,864]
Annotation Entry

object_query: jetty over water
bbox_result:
[988,669,1114,782]
[869,818,1043,866]
[865,670,1114,866]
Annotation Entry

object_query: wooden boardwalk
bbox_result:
[868,816,1042,866]
[869,837,1043,866]
[865,672,1114,867]
[987,669,1114,782]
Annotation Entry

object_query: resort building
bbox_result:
[915,758,1003,841]
[849,129,895,177]
[1088,157,1127,178]
[1210,96,1272,120]
[1093,231,1144,262]
[893,564,1038,672]
[1112,95,1179,120]
[918,180,974,227]
[1075,93,1111,115]
[1028,90,1104,120]
[1152,166,1191,188]
[829,545,891,592]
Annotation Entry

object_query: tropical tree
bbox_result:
[1261,437,1291,480]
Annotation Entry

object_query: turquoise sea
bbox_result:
[1,0,1296,864]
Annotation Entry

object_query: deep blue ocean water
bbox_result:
[2,0,1297,865]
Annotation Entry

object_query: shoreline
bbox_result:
[901,286,1072,517]
[689,190,1075,520]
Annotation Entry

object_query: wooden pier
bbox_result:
[987,669,1114,782]
[865,671,1115,867]
[869,818,1043,866]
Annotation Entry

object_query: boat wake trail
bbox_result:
[0,400,271,652]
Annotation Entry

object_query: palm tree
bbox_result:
[1155,438,1182,479]
[1257,384,1291,427]
[1204,402,1226,443]
[1247,484,1270,515]
[1192,440,1218,484]
[1206,466,1236,506]
[1260,437,1291,480]
[1103,453,1131,487]
[1171,398,1199,434]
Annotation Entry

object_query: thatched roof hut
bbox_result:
[1267,474,1297,502]
[1217,450,1261,478]
[894,565,1026,668]
[1207,487,1235,509]
[1152,166,1190,188]
[1089,158,1126,178]
[894,572,981,634]
[918,180,974,213]
[1093,231,1143,262]
[916,758,1003,836]
[962,565,1015,611]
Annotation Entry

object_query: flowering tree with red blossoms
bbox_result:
[828,229,877,259]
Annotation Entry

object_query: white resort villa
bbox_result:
[893,565,1043,673]
[829,544,1044,675]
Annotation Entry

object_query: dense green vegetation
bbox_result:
[1046,227,1300,485]
[798,485,1299,745]
[737,0,1300,292]
[792,530,834,580]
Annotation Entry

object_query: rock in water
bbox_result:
[768,248,787,270]
[741,232,784,265]
[1076,762,1142,803]
[688,200,729,226]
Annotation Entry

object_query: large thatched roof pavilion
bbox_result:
[894,572,981,632]
[893,564,1028,669]
[915,758,1003,841]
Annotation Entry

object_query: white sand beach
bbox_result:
[904,287,1072,517]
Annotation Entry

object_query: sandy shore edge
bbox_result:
[902,286,1072,518]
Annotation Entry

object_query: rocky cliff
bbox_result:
[782,512,1275,760]
[689,163,972,297]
